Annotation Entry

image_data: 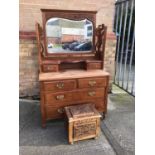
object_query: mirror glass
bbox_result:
[46,18,93,53]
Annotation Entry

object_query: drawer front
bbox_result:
[77,88,105,100]
[45,106,64,120]
[86,62,102,70]
[45,91,75,105]
[43,80,76,91]
[78,78,107,88]
[45,88,105,106]
[42,65,59,72]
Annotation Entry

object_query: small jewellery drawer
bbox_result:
[86,62,102,70]
[43,80,76,91]
[42,65,59,72]
[78,77,107,88]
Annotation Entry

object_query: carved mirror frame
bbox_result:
[41,9,97,58]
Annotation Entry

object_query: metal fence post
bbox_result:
[113,0,135,96]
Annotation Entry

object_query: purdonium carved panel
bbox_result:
[64,103,101,144]
[74,122,96,138]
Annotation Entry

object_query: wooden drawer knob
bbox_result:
[56,95,65,100]
[88,91,96,96]
[56,83,64,89]
[88,80,96,86]
[57,108,64,113]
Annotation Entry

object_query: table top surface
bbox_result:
[39,69,110,81]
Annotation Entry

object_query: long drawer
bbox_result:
[44,88,105,106]
[45,99,106,120]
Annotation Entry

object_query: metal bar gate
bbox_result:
[113,0,135,96]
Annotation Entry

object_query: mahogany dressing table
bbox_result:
[35,9,110,128]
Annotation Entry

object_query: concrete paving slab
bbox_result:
[101,93,135,155]
[19,101,115,155]
[19,101,36,131]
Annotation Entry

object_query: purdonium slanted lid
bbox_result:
[69,103,97,118]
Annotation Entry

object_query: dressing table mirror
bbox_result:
[36,9,110,127]
[46,18,93,53]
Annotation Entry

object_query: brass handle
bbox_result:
[56,95,64,100]
[88,80,96,86]
[57,108,64,113]
[47,66,52,70]
[88,91,96,96]
[56,83,64,89]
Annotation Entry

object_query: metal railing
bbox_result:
[113,0,135,96]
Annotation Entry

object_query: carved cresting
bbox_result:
[35,22,45,59]
[74,118,97,138]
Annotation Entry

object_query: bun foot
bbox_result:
[42,123,46,128]
[94,137,98,140]
[101,112,105,120]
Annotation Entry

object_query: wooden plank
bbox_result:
[73,135,96,141]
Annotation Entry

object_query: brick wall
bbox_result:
[19,40,39,97]
[19,0,116,97]
[20,0,115,32]
[104,39,116,91]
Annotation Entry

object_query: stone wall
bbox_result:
[104,39,116,91]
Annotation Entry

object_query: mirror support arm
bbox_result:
[95,24,107,69]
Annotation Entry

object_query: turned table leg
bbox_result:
[42,123,46,128]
